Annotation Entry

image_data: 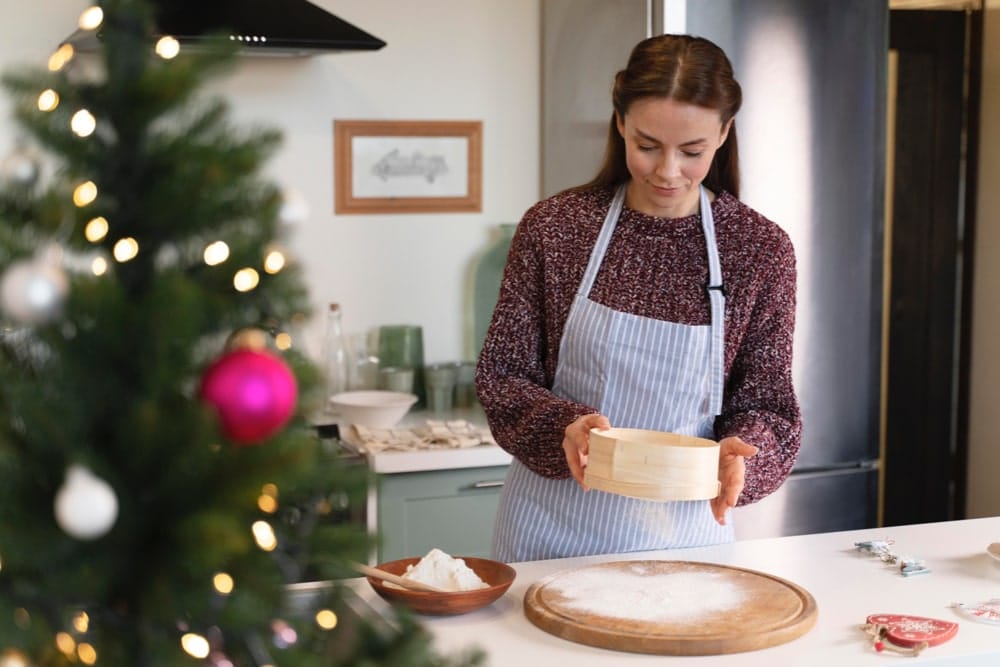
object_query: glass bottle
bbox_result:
[323,303,348,410]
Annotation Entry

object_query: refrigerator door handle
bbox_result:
[790,460,880,476]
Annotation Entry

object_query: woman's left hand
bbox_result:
[711,436,759,525]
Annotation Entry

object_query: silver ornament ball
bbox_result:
[0,143,41,188]
[0,256,69,325]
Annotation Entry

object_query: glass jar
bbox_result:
[348,331,379,391]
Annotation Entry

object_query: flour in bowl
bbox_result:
[401,548,489,592]
[547,562,745,623]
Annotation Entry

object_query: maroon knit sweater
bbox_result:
[475,186,801,505]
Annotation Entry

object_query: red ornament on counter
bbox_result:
[199,348,298,445]
[862,613,958,656]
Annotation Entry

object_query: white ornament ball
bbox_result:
[54,465,119,540]
[0,144,41,188]
[0,256,69,325]
[278,188,309,226]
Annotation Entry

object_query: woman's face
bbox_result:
[616,97,732,219]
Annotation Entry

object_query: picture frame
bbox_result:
[334,119,482,214]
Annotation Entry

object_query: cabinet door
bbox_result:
[377,466,507,562]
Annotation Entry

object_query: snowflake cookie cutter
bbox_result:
[854,539,930,577]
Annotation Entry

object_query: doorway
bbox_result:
[882,6,982,526]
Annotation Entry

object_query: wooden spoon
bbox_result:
[352,562,448,593]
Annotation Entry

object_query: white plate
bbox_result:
[987,543,1000,562]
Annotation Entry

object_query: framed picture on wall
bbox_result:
[334,119,482,214]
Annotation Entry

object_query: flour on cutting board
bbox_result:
[547,562,745,623]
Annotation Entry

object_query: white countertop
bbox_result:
[364,443,511,474]
[352,517,1000,665]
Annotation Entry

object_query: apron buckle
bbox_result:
[705,281,726,298]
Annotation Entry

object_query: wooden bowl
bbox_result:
[365,556,516,616]
[584,428,720,501]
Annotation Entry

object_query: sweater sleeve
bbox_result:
[716,230,802,505]
[474,211,593,479]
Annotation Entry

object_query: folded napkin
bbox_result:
[347,419,496,453]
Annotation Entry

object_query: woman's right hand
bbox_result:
[562,413,611,489]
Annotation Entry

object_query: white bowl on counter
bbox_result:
[329,390,418,428]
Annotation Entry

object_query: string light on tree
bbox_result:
[213,572,235,596]
[55,632,76,657]
[315,609,338,630]
[71,109,96,137]
[78,6,104,31]
[233,267,259,292]
[252,520,278,551]
[72,611,89,633]
[48,44,74,72]
[155,36,180,59]
[91,256,108,276]
[84,216,109,242]
[72,180,97,207]
[53,465,119,540]
[180,633,210,660]
[76,643,97,665]
[37,88,59,112]
[203,240,229,266]
[112,237,138,262]
[257,482,279,513]
[263,249,285,274]
[0,648,31,667]
[55,632,95,663]
[273,331,292,351]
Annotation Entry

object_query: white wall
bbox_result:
[0,0,541,365]
[967,1,1000,517]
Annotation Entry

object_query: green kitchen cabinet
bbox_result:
[375,465,508,563]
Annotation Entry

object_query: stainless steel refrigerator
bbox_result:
[542,0,887,539]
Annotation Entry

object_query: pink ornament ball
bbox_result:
[199,348,298,445]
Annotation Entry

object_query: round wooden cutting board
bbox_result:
[523,560,817,655]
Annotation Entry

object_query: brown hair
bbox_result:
[577,34,743,198]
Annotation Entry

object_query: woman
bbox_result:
[476,34,802,562]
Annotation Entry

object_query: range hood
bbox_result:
[62,0,387,57]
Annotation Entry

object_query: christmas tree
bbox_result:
[0,1,482,665]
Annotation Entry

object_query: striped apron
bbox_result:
[492,184,732,562]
